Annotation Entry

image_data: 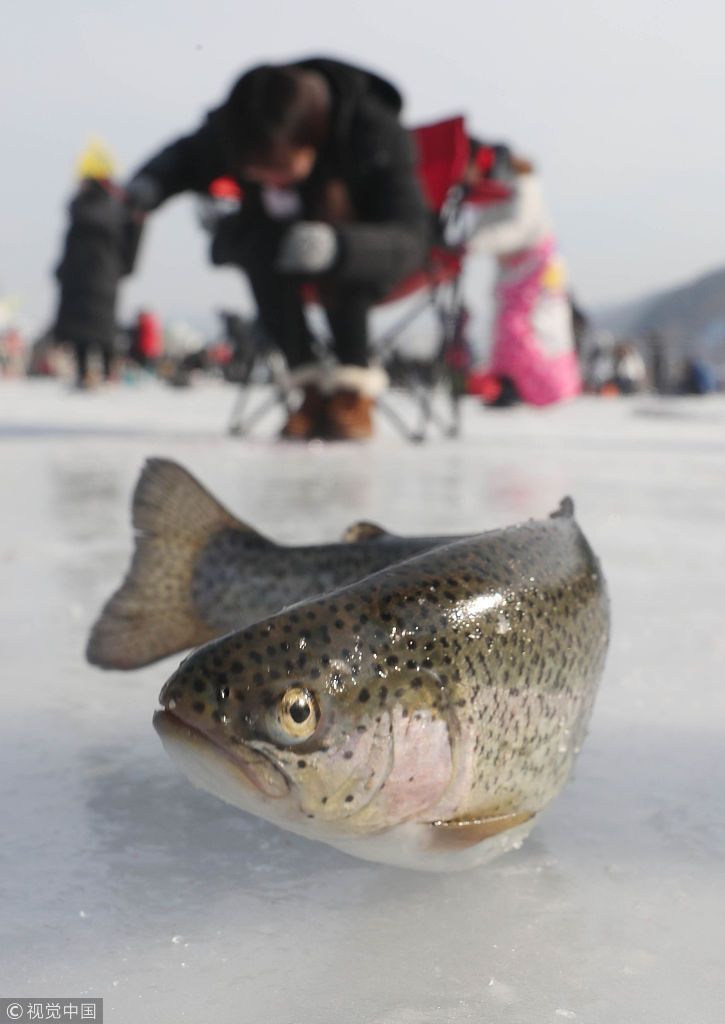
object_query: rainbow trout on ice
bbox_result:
[154,499,609,871]
[87,459,466,670]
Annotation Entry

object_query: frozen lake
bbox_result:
[1,377,724,1023]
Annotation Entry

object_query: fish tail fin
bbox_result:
[87,458,251,670]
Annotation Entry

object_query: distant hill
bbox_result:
[593,265,725,381]
[595,265,725,348]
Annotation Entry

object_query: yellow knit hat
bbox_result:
[75,136,118,180]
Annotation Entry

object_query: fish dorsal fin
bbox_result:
[133,458,263,539]
[551,496,575,520]
[341,520,392,543]
[86,459,269,670]
[427,810,535,851]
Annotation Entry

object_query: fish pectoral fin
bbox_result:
[340,520,392,543]
[427,810,535,851]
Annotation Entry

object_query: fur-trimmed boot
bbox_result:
[321,364,388,441]
[280,364,326,440]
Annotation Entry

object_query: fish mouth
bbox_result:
[153,708,290,801]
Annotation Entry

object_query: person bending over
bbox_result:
[126,56,430,439]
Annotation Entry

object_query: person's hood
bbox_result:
[297,56,403,114]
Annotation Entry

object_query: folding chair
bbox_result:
[218,116,512,440]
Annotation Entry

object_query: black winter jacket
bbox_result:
[54,180,141,348]
[129,58,431,291]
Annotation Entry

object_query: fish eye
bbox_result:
[276,686,320,741]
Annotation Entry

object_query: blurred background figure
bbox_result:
[123,56,430,440]
[53,138,142,389]
[582,333,648,396]
[128,308,164,370]
[677,356,722,395]
[0,294,26,377]
[611,341,647,395]
[457,153,582,408]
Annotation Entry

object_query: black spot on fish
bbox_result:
[345,795,354,803]
[343,750,354,760]
[297,759,307,769]
[192,701,205,715]
[358,688,370,703]
[193,680,205,694]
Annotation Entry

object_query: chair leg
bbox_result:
[374,278,465,442]
[227,349,291,437]
[376,393,426,442]
[228,386,290,436]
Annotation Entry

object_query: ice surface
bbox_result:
[1,378,724,1023]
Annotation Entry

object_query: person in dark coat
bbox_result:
[54,176,141,388]
[125,57,431,438]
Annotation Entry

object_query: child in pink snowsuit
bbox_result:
[459,158,581,406]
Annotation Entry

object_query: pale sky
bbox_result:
[4,0,725,336]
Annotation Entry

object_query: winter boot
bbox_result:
[321,365,388,441]
[280,365,326,440]
[483,375,521,408]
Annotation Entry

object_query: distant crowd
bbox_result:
[1,301,722,399]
